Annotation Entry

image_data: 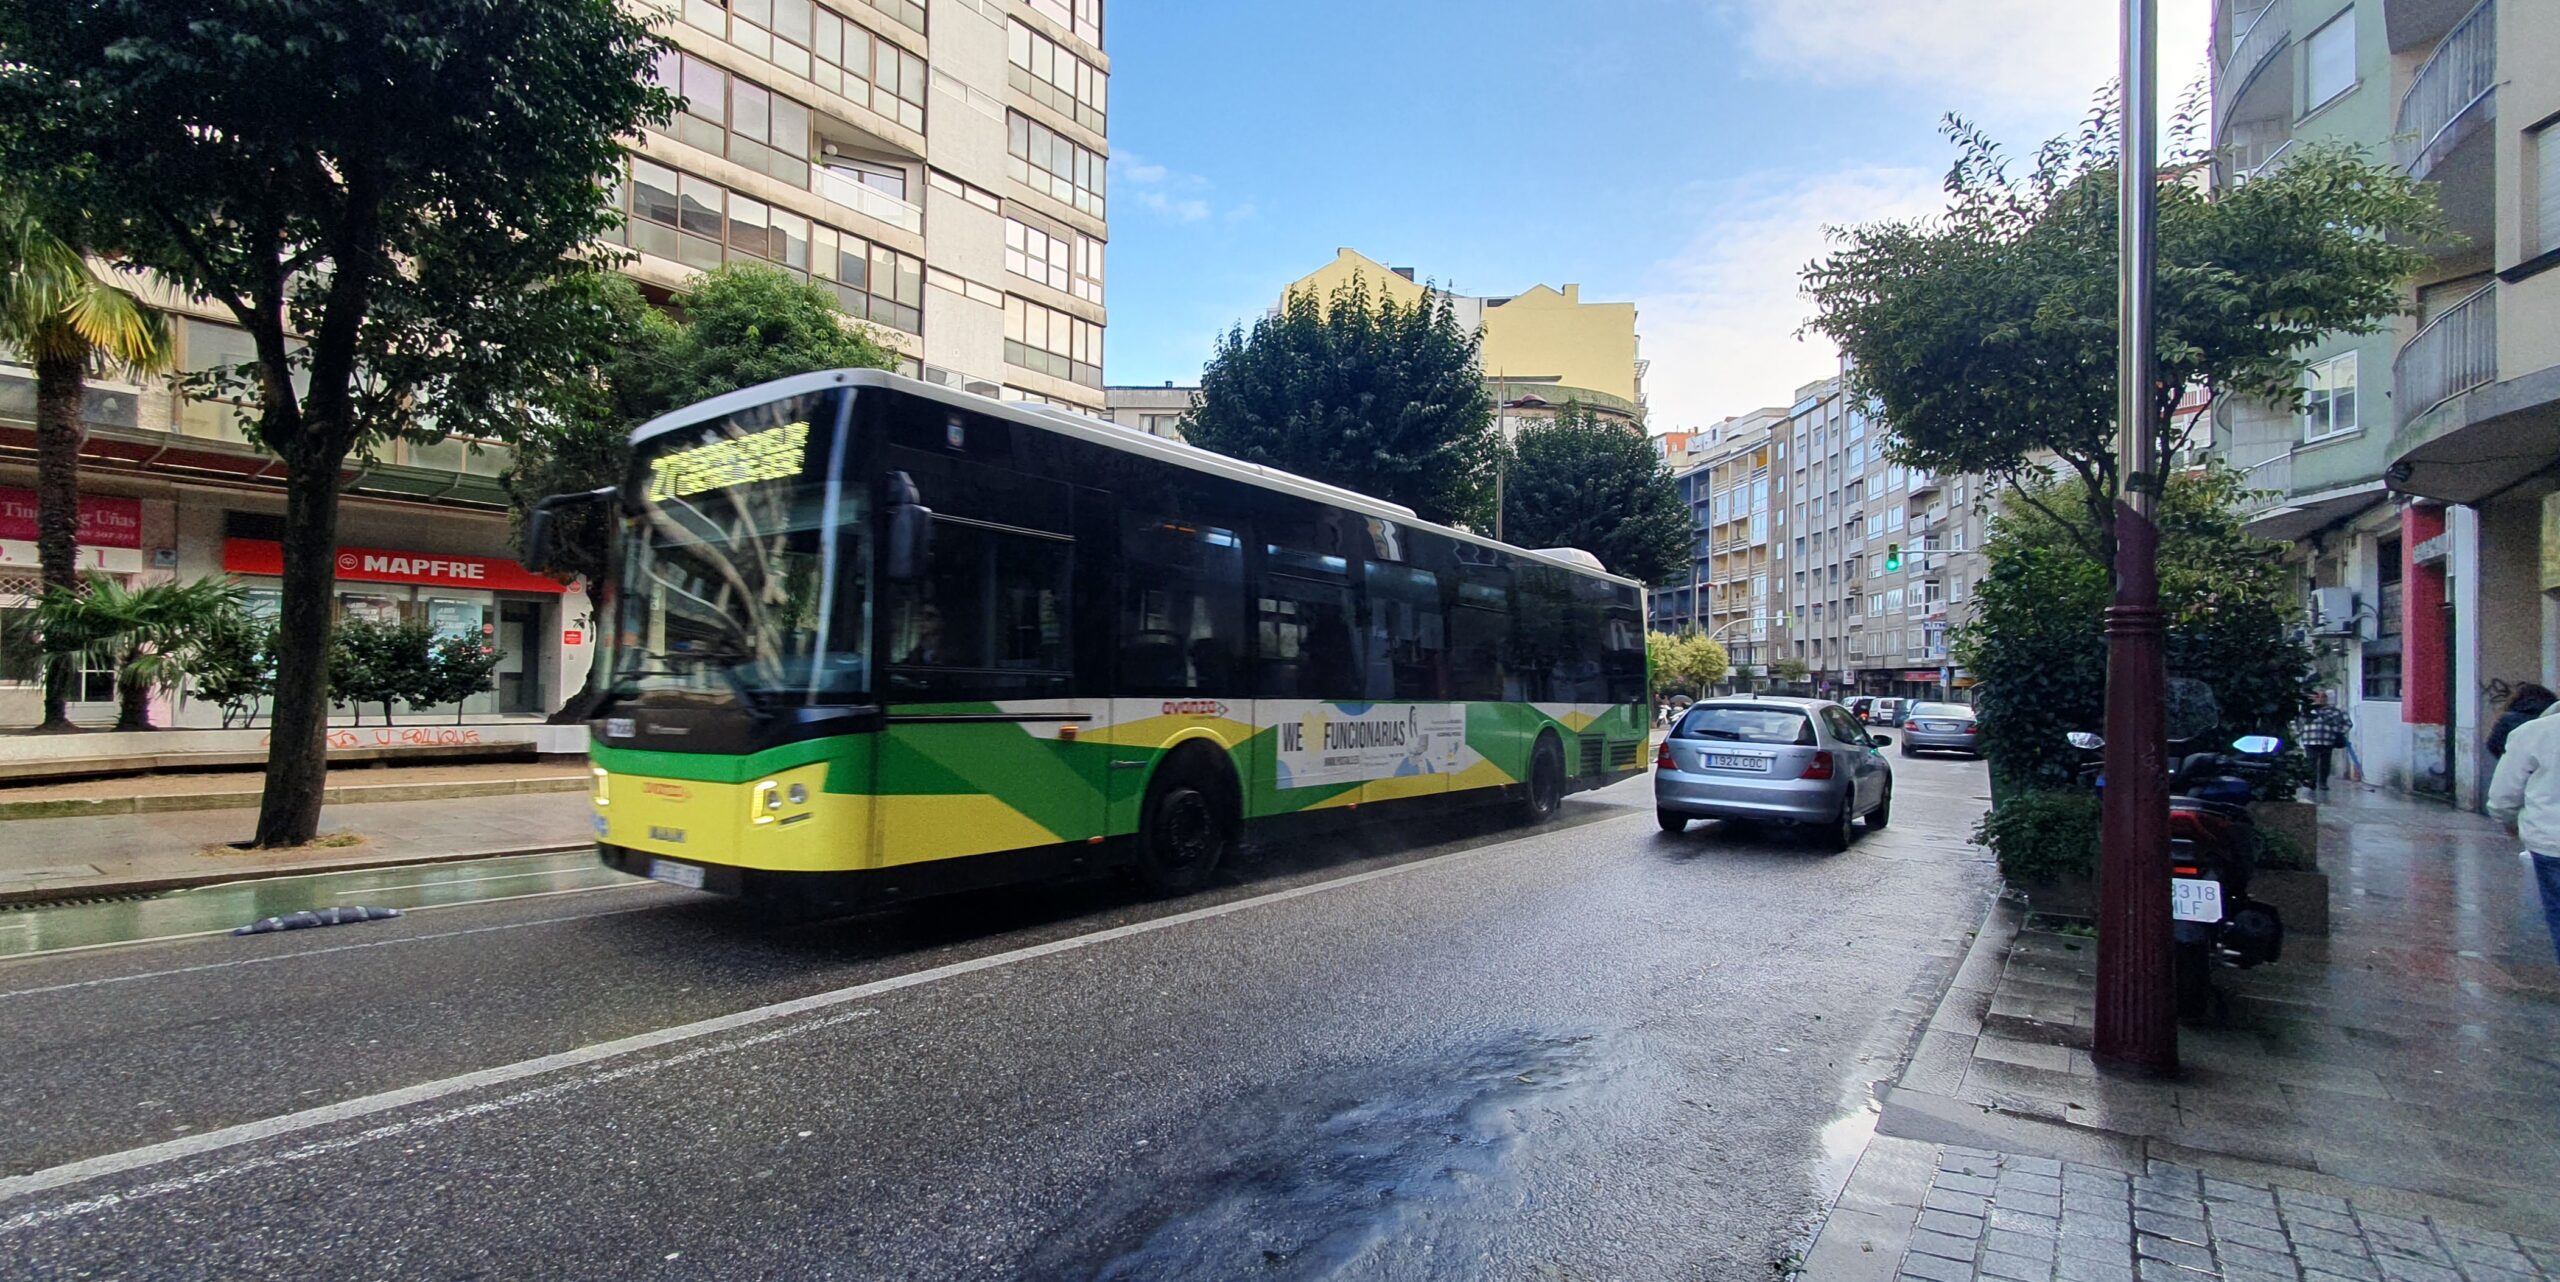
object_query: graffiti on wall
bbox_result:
[259,728,488,751]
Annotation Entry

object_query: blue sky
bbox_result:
[1098,0,2209,431]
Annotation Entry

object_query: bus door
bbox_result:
[876,439,1105,863]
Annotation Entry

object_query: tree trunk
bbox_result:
[114,647,153,731]
[32,350,86,733]
[253,456,346,847]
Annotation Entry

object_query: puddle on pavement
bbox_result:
[0,850,634,958]
[1024,1031,1632,1280]
[1811,1085,1885,1200]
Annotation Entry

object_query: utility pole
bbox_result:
[2095,0,2177,1076]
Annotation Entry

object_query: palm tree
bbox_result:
[33,575,244,731]
[0,195,173,730]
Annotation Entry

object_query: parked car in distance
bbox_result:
[1899,701,1982,757]
[1864,697,1904,727]
[1654,697,1894,851]
[1844,696,1874,722]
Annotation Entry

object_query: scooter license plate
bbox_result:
[2171,877,2223,923]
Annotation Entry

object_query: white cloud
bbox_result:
[1631,166,1948,429]
[1112,150,1222,225]
[1733,0,2214,117]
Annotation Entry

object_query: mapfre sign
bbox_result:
[222,539,566,594]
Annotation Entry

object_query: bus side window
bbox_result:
[1362,561,1445,701]
[1256,544,1357,702]
[1119,515,1243,695]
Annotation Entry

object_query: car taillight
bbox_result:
[1801,751,1835,780]
[1656,741,1673,770]
[2172,865,2201,877]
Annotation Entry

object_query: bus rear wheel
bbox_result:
[1518,734,1565,825]
[1135,752,1237,894]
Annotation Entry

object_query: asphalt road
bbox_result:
[0,753,1998,1281]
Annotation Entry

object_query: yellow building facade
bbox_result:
[1281,248,1645,421]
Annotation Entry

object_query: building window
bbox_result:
[2364,536,2403,700]
[687,0,924,131]
[1007,20,1107,133]
[1025,0,1103,44]
[652,50,813,187]
[2304,8,2355,113]
[609,159,919,334]
[2301,351,2358,440]
[1005,294,1102,387]
[2536,123,2560,256]
[1007,112,1106,218]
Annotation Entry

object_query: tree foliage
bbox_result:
[31,575,244,730]
[416,634,505,723]
[0,0,672,842]
[1500,402,1691,584]
[1804,103,2444,561]
[1183,276,1500,528]
[1648,629,1731,698]
[187,606,278,729]
[1954,465,2314,790]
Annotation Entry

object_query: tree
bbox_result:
[1954,464,2313,790]
[32,575,244,730]
[187,606,277,729]
[1804,105,2443,566]
[415,633,505,723]
[503,264,901,720]
[1500,402,1692,584]
[1771,657,1811,686]
[0,194,172,731]
[1182,276,1500,527]
[329,617,439,728]
[1648,629,1731,698]
[0,0,670,843]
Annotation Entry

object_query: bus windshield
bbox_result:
[608,390,868,709]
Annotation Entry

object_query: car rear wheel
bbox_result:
[1819,791,1856,852]
[1866,781,1892,830]
[1899,742,1916,758]
[1657,809,1689,835]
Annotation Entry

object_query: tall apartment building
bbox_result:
[1280,248,1648,435]
[0,0,1113,728]
[1648,373,1988,701]
[2212,0,2560,804]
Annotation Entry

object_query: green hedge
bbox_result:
[1973,789,2101,884]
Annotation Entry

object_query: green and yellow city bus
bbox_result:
[525,370,1649,906]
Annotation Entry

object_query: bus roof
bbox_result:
[629,368,1643,590]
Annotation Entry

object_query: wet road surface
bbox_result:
[1,757,1997,1280]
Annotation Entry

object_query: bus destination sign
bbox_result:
[647,422,810,500]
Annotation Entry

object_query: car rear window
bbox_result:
[1676,705,1816,745]
[1910,703,1973,718]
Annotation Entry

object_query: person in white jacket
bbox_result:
[2485,700,2560,965]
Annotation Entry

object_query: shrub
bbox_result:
[1973,789,2102,884]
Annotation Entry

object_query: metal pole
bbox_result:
[2095,0,2177,1077]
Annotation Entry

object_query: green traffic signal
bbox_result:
[1885,542,1902,572]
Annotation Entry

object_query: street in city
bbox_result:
[0,759,1998,1279]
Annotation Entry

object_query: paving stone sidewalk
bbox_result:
[1895,1150,2560,1282]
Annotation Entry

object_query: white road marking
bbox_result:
[328,868,583,897]
[0,824,1575,1217]
[0,901,672,1000]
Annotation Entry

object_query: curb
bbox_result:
[0,776,592,822]
[0,842,594,909]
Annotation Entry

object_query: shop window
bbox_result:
[2363,536,2403,700]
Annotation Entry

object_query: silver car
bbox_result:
[1899,701,1983,757]
[1653,697,1895,850]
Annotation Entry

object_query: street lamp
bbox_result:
[2096,0,2178,1077]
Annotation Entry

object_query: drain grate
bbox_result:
[0,890,165,912]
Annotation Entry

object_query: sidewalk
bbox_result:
[0,790,594,904]
[0,759,590,820]
[1807,785,2560,1280]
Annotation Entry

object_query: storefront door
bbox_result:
[497,602,543,716]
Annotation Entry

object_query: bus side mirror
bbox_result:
[885,471,933,582]
[520,487,616,573]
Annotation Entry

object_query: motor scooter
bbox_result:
[2063,731,2285,1016]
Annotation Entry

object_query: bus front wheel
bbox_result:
[1135,751,1237,894]
[1519,734,1565,825]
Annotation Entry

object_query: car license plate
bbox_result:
[2171,876,2223,923]
[1705,753,1769,772]
[647,858,706,890]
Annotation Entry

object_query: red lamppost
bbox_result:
[2095,0,2178,1075]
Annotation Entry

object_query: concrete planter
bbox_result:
[2015,873,2098,922]
[2251,868,2331,938]
[2251,799,2321,870]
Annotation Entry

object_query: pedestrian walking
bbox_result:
[2486,700,2560,965]
[2487,683,2556,760]
[2296,690,2352,791]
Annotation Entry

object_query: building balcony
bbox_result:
[2396,0,2495,229]
[2396,283,2498,429]
[812,164,925,236]
[2215,1,2290,143]
[1904,472,1941,501]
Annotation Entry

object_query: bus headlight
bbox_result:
[752,780,780,823]
[787,783,807,805]
[591,766,611,806]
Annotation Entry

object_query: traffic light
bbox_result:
[1884,543,1902,572]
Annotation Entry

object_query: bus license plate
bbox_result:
[2171,877,2222,923]
[1706,754,1768,772]
[648,859,706,890]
